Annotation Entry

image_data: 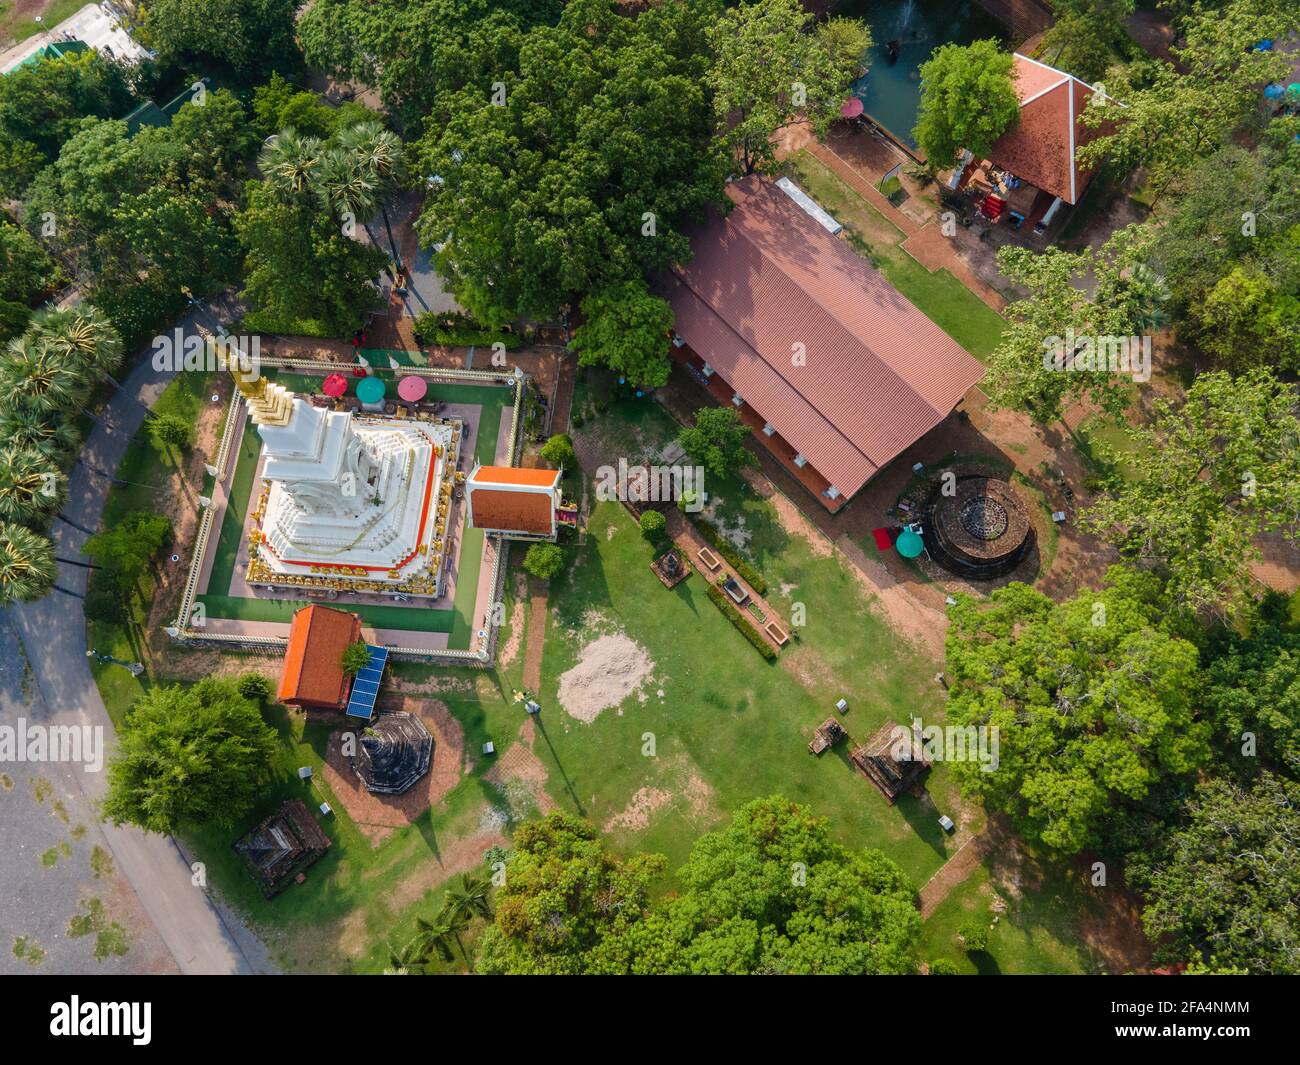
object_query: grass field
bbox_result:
[1,0,85,46]
[89,375,1108,973]
[782,150,1008,360]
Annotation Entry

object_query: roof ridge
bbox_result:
[728,181,952,421]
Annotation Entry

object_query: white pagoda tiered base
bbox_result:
[236,374,462,599]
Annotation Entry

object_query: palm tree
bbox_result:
[27,305,125,388]
[0,404,81,459]
[0,444,67,526]
[0,336,92,417]
[447,873,493,923]
[258,129,325,198]
[314,146,378,243]
[410,898,472,971]
[0,522,57,604]
[337,121,408,263]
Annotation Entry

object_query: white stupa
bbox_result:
[237,373,460,598]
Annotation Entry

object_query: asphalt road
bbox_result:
[9,295,266,975]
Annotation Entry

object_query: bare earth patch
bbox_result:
[603,786,673,832]
[556,633,654,724]
[321,697,465,844]
[496,571,528,670]
[484,736,556,820]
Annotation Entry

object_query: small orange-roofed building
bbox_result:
[466,464,562,541]
[277,605,363,710]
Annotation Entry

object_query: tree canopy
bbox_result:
[103,678,279,835]
[569,281,674,390]
[1081,369,1300,618]
[944,569,1209,852]
[914,39,1020,168]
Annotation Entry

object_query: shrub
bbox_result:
[928,958,962,975]
[523,542,565,582]
[695,519,767,594]
[957,920,989,953]
[413,310,521,350]
[236,672,274,702]
[83,570,127,623]
[148,413,192,451]
[706,584,776,661]
[540,433,576,472]
[341,640,371,675]
[639,510,667,542]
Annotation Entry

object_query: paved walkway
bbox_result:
[11,294,270,975]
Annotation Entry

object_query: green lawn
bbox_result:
[919,856,1122,975]
[2,0,86,45]
[782,150,1008,360]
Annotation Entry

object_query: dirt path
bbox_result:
[521,578,548,691]
[918,831,988,919]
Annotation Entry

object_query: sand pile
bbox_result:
[557,633,654,723]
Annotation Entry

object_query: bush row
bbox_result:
[413,311,523,350]
[706,584,777,661]
[694,518,767,595]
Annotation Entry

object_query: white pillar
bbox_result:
[1040,196,1065,226]
[947,150,972,190]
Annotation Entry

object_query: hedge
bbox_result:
[707,584,777,661]
[694,518,767,594]
[413,311,522,350]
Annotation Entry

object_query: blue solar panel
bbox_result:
[345,645,388,719]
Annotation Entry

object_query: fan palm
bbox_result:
[0,522,57,604]
[0,444,67,526]
[314,147,378,241]
[27,305,124,386]
[0,404,81,459]
[337,121,407,261]
[258,130,324,198]
[411,898,472,970]
[1,336,93,416]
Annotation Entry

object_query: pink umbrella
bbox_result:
[322,372,348,398]
[398,375,428,403]
[840,96,864,119]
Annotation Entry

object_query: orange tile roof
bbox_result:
[277,605,361,709]
[469,488,554,535]
[471,466,561,488]
[657,175,985,499]
[987,55,1111,205]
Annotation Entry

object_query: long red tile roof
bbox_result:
[659,175,985,498]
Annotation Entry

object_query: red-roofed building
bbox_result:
[277,605,362,710]
[657,175,984,512]
[466,465,562,539]
[950,54,1117,232]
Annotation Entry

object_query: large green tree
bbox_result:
[1129,773,1300,974]
[569,281,674,390]
[1081,370,1300,618]
[944,569,1209,852]
[1076,0,1300,197]
[1204,623,1300,779]
[1040,0,1135,83]
[592,797,919,975]
[415,0,728,323]
[475,812,667,975]
[914,39,1020,168]
[707,0,869,175]
[141,0,300,79]
[102,678,279,835]
[235,179,385,336]
[984,225,1160,425]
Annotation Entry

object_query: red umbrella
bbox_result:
[398,375,428,403]
[840,96,864,119]
[322,373,348,398]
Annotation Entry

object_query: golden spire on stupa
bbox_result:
[226,355,295,428]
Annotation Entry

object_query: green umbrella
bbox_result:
[356,376,386,404]
[896,528,924,558]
